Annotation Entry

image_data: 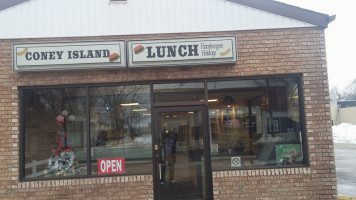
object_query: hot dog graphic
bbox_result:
[17,48,28,56]
[220,48,231,56]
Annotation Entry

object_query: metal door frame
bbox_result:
[153,105,213,200]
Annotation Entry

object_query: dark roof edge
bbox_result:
[0,0,30,11]
[227,0,334,28]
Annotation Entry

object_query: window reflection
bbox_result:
[153,82,205,103]
[89,85,152,174]
[23,88,87,178]
[208,78,305,170]
[21,77,306,180]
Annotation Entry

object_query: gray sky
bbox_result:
[277,0,356,90]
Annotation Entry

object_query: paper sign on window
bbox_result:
[231,157,241,168]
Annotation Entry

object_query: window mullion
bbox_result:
[86,86,91,177]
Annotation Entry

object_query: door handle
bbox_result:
[159,163,162,180]
[159,163,167,180]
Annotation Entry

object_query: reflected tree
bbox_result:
[91,85,150,143]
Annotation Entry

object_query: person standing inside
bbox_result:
[164,129,177,183]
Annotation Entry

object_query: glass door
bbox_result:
[154,106,212,200]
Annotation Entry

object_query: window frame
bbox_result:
[19,74,308,181]
[206,75,309,171]
[19,83,154,181]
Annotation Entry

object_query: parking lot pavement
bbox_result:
[335,143,356,197]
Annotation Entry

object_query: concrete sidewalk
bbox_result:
[338,195,356,200]
[335,143,356,197]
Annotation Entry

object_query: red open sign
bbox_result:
[98,158,125,174]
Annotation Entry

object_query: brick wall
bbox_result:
[0,27,337,199]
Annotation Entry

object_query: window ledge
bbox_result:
[212,167,311,178]
[16,174,153,189]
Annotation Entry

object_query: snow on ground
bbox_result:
[333,123,356,144]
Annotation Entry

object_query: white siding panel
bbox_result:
[165,0,174,33]
[86,0,95,36]
[275,14,285,29]
[102,1,111,35]
[224,1,232,31]
[36,0,44,37]
[255,10,263,29]
[231,1,239,30]
[52,0,61,37]
[72,0,80,36]
[185,0,195,33]
[0,0,315,39]
[217,0,225,31]
[44,0,52,37]
[224,1,232,30]
[20,3,27,38]
[210,0,218,32]
[175,0,183,33]
[261,11,269,29]
[210,0,216,32]
[160,0,166,33]
[196,0,205,32]
[0,11,6,37]
[180,0,188,33]
[64,0,72,36]
[240,5,248,30]
[81,0,90,37]
[6,8,17,38]
[50,0,58,37]
[28,1,37,38]
[269,14,278,29]
[246,8,255,30]
[170,0,177,33]
[116,1,125,34]
[141,0,149,34]
[13,5,23,38]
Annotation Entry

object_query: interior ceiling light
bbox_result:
[120,103,139,106]
[133,109,147,112]
[200,99,219,102]
[208,99,218,102]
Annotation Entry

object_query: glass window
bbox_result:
[23,88,87,178]
[153,82,205,103]
[208,78,306,170]
[89,85,152,174]
[21,84,152,180]
[21,76,306,180]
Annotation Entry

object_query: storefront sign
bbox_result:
[98,158,125,174]
[13,41,126,71]
[127,36,237,67]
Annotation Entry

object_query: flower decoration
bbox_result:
[56,114,65,124]
[46,112,79,176]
